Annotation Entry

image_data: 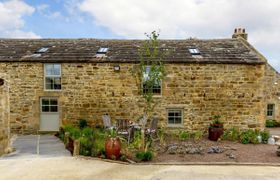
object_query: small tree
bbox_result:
[131,31,166,150]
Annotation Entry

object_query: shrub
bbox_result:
[58,127,65,141]
[135,151,153,161]
[64,124,75,133]
[129,130,142,150]
[92,128,106,157]
[63,124,81,139]
[260,130,270,143]
[266,119,275,127]
[79,119,88,129]
[80,137,93,156]
[81,127,93,137]
[79,127,94,156]
[179,130,190,141]
[192,131,203,141]
[240,129,258,144]
[222,128,240,141]
[266,119,280,128]
[70,128,81,140]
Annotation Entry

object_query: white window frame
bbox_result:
[167,109,184,127]
[142,66,162,96]
[44,64,62,91]
[267,104,275,117]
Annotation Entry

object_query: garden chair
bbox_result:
[145,117,159,141]
[116,119,133,143]
[102,114,114,129]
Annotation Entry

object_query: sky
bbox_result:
[0,0,280,71]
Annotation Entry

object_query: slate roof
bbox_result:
[0,38,265,64]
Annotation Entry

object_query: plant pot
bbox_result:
[105,137,121,160]
[208,127,224,141]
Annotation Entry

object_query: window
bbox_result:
[41,98,58,112]
[167,109,183,126]
[188,48,201,55]
[36,47,49,53]
[267,104,275,117]
[96,47,109,57]
[44,64,61,90]
[142,66,161,95]
[97,47,109,54]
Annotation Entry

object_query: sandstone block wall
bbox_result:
[0,62,265,134]
[0,73,10,155]
[264,64,280,120]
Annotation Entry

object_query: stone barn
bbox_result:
[0,29,278,134]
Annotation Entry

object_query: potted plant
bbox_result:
[105,129,121,160]
[208,115,224,141]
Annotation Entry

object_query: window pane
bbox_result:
[45,83,52,89]
[175,117,182,124]
[50,99,58,105]
[46,77,53,83]
[54,77,61,89]
[169,112,175,117]
[50,106,58,112]
[42,106,49,112]
[45,77,53,89]
[42,99,49,106]
[168,117,174,124]
[45,65,53,75]
[53,64,61,75]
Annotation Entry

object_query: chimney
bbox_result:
[232,28,248,40]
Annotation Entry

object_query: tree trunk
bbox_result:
[140,113,148,150]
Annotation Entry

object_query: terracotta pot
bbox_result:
[208,127,224,141]
[105,137,121,159]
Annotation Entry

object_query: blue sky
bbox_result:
[0,0,280,71]
[22,0,120,38]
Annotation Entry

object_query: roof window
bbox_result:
[36,47,49,53]
[96,47,109,58]
[188,48,200,55]
[97,47,109,54]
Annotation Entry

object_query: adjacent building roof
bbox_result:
[0,38,265,64]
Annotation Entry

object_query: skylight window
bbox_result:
[97,47,109,54]
[188,48,200,55]
[36,47,49,53]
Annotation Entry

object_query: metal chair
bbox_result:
[116,119,132,143]
[102,114,114,129]
[145,118,159,141]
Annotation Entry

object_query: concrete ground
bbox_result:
[1,135,71,159]
[0,135,280,180]
[267,127,280,136]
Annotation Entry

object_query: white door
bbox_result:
[40,97,59,131]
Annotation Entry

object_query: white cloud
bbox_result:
[0,0,40,38]
[36,4,49,13]
[78,0,280,38]
[79,0,280,71]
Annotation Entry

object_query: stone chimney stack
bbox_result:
[232,28,248,40]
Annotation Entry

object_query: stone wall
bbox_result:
[0,62,266,134]
[0,73,10,155]
[264,64,280,120]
